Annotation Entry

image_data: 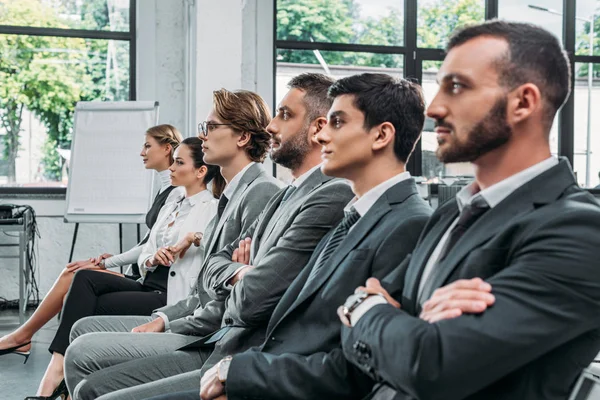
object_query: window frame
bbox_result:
[0,0,137,197]
[274,0,596,178]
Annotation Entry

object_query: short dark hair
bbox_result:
[212,89,271,162]
[328,73,425,163]
[448,20,571,128]
[287,73,336,121]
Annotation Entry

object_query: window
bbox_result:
[275,0,405,182]
[0,0,134,189]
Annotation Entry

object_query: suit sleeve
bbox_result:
[226,212,431,399]
[202,181,282,300]
[227,349,373,400]
[341,204,600,400]
[223,184,353,327]
[168,298,226,336]
[153,295,201,322]
[202,217,261,301]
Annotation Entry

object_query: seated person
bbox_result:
[168,73,436,400]
[337,21,600,400]
[0,123,182,384]
[23,137,222,399]
[63,73,354,400]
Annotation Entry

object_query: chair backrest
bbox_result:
[569,366,600,400]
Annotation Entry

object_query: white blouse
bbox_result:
[138,189,218,305]
[103,170,184,270]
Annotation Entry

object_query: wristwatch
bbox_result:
[342,291,384,321]
[98,259,106,269]
[192,232,203,247]
[217,355,233,384]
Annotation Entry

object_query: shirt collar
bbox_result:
[157,169,172,193]
[223,162,256,200]
[345,171,412,217]
[456,156,558,211]
[182,189,213,207]
[291,164,322,188]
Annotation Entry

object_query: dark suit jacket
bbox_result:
[181,169,354,373]
[342,159,600,400]
[225,178,432,400]
[155,163,283,326]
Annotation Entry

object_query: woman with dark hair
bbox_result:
[23,137,224,400]
[0,124,183,361]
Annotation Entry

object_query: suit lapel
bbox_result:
[402,203,458,309]
[205,164,264,255]
[415,158,577,310]
[282,179,419,318]
[250,188,287,261]
[254,170,332,262]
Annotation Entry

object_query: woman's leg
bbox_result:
[36,270,143,396]
[0,266,117,352]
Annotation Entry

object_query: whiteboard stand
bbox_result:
[64,101,159,266]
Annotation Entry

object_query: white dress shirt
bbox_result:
[222,162,256,201]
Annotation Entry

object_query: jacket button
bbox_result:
[224,317,233,325]
[170,271,176,277]
[271,336,276,341]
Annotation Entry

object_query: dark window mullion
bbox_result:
[275,40,406,55]
[0,25,131,41]
[559,0,576,165]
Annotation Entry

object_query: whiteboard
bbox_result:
[64,101,160,224]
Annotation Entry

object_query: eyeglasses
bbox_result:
[198,121,233,137]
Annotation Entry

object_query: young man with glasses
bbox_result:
[62,88,283,397]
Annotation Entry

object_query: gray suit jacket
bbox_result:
[224,179,432,400]
[154,163,282,323]
[176,168,354,372]
[343,159,600,400]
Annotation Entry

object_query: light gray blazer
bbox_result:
[153,162,283,323]
[172,168,355,373]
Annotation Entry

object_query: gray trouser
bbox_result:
[64,315,211,400]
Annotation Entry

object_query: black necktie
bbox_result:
[307,207,361,281]
[280,185,296,203]
[217,195,229,219]
[419,195,490,304]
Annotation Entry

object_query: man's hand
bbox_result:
[65,258,102,273]
[338,278,400,327]
[228,265,254,285]
[420,278,494,323]
[200,362,226,400]
[231,237,251,264]
[131,318,165,333]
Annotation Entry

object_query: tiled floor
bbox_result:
[0,309,56,400]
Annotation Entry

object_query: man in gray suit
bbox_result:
[337,21,600,400]
[65,74,354,400]
[194,73,433,400]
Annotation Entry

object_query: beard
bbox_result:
[436,96,512,163]
[270,124,311,170]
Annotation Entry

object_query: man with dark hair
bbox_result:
[64,74,355,400]
[337,20,600,400]
[186,72,433,400]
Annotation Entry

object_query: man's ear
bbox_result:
[310,117,328,144]
[509,83,541,125]
[371,122,395,152]
[237,131,251,148]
